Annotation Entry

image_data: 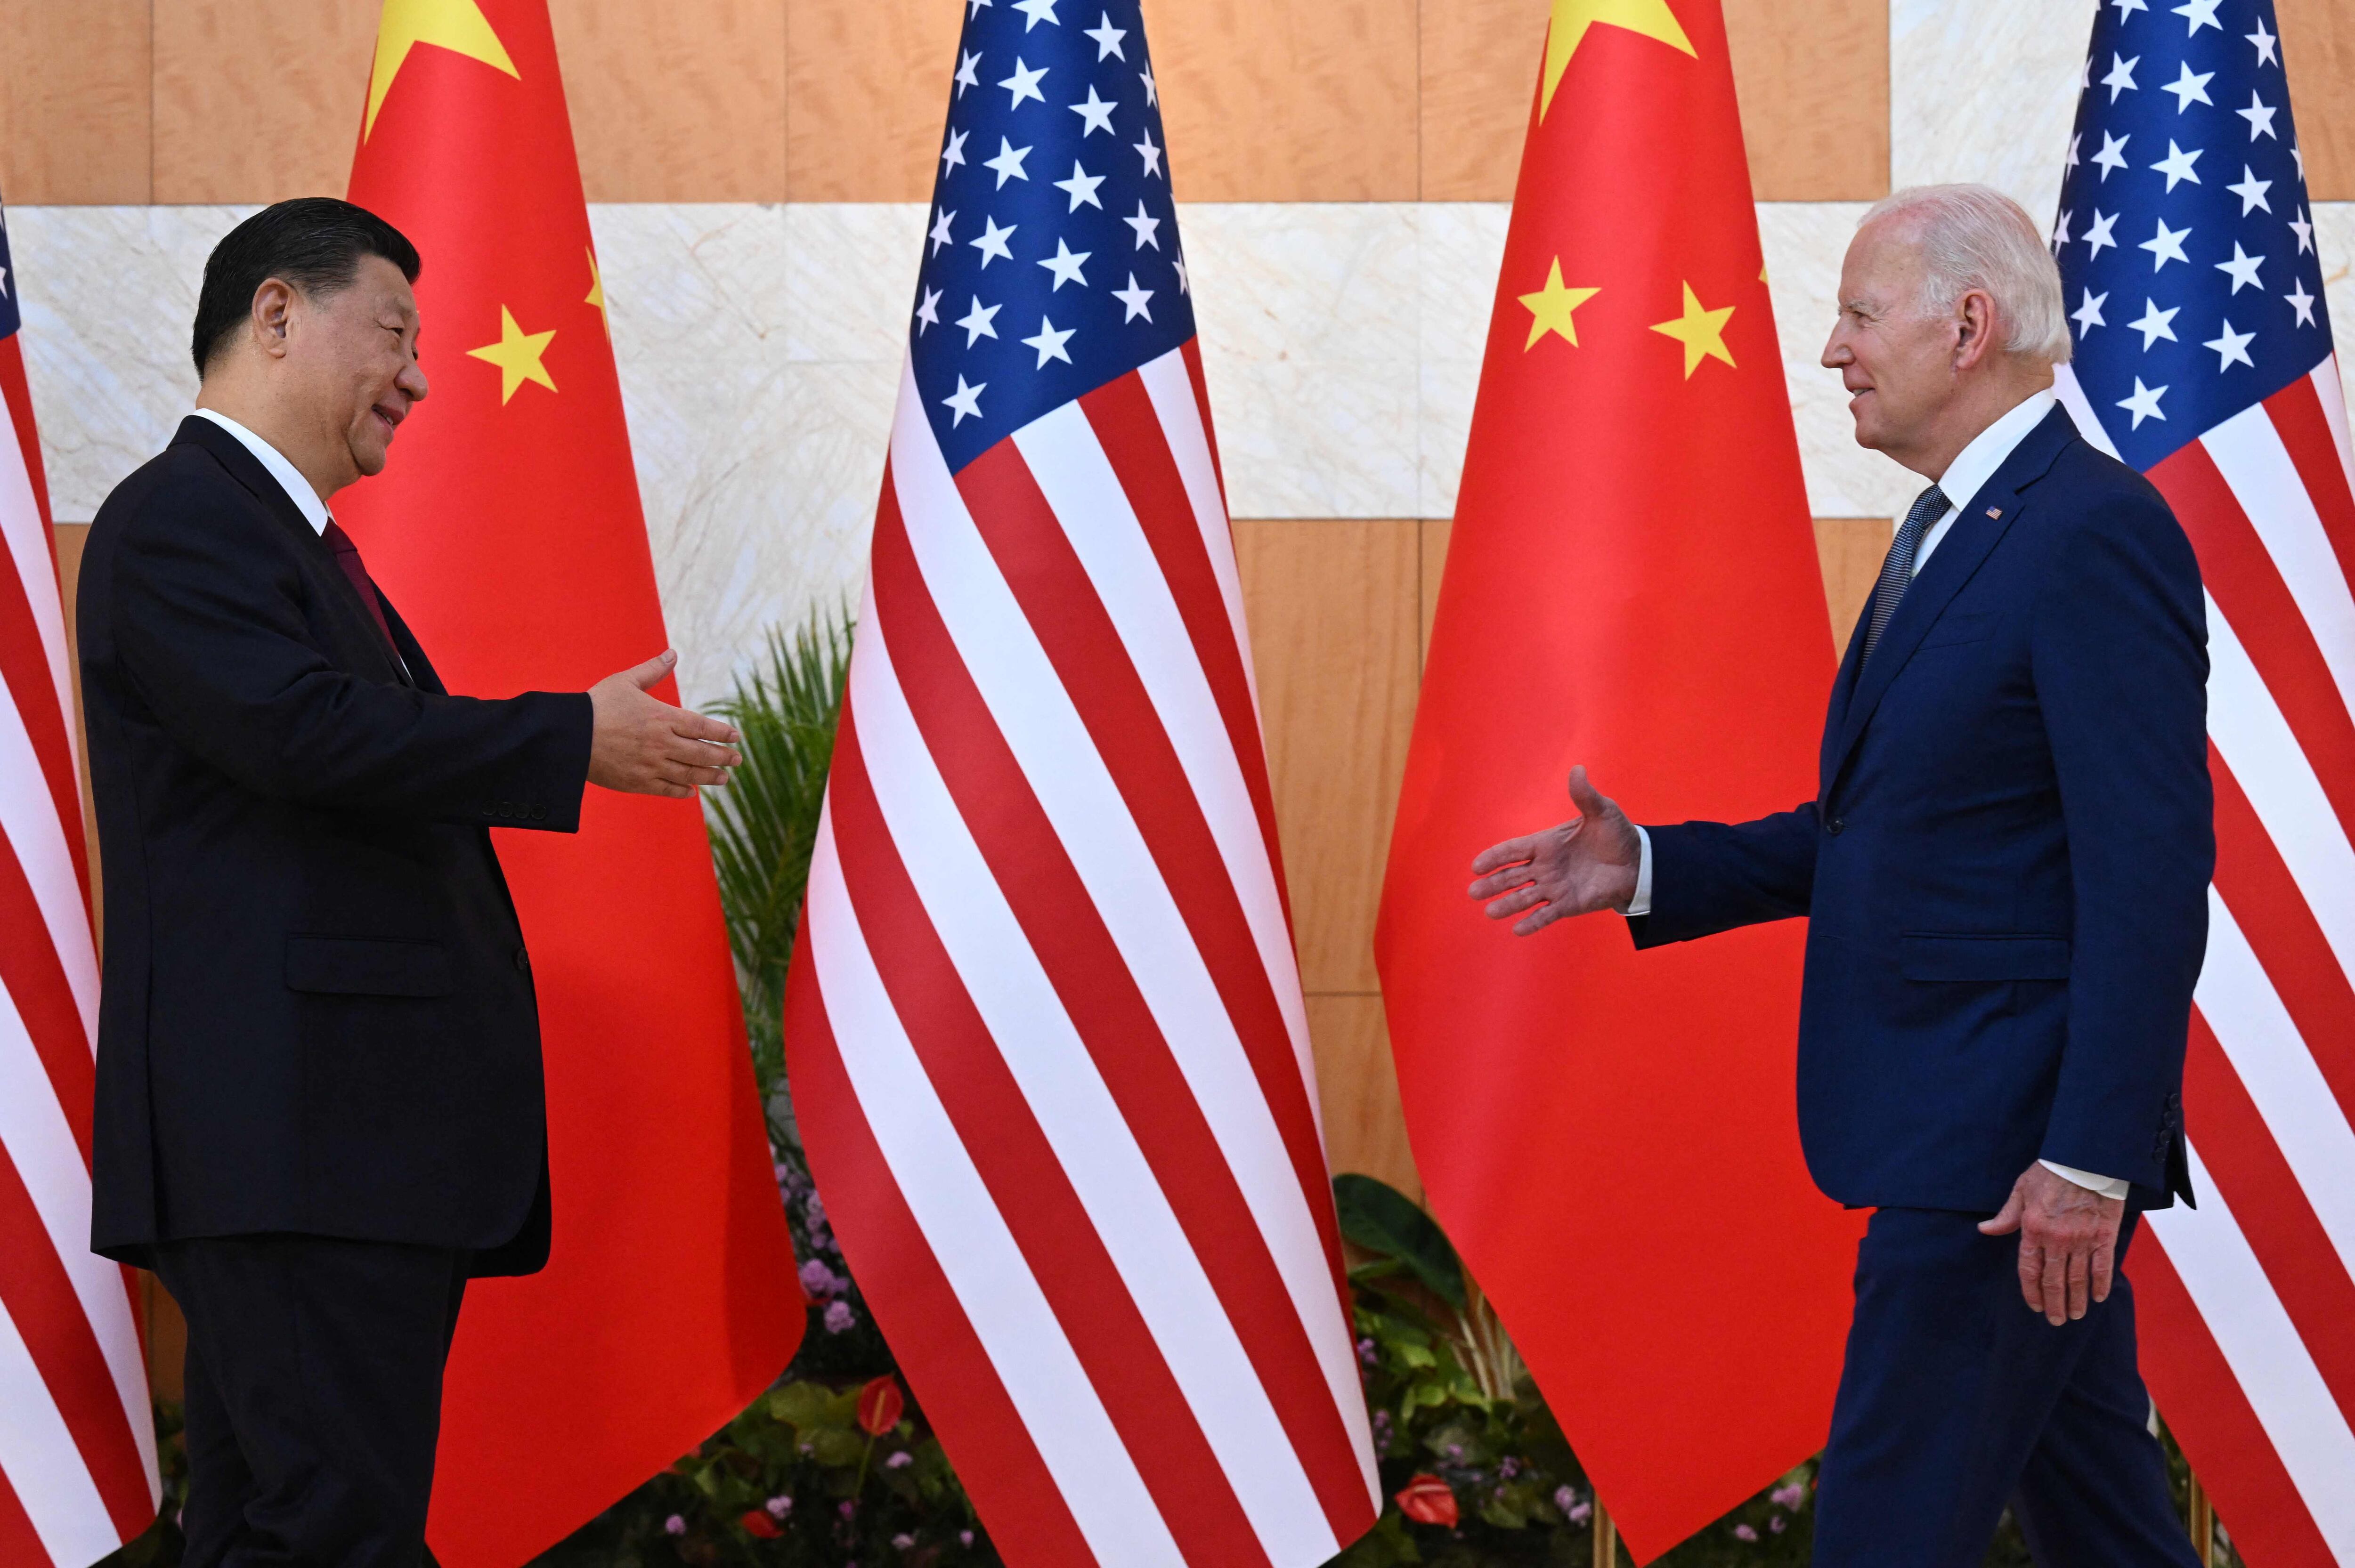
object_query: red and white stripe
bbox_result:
[785,346,1377,1567]
[2060,356,2355,1567]
[0,298,159,1561]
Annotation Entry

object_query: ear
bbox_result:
[1951,287,1999,372]
[249,278,297,361]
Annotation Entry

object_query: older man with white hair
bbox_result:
[1469,184,2211,1564]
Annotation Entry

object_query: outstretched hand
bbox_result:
[1466,765,1643,936]
[586,650,743,800]
[1979,1161,2126,1326]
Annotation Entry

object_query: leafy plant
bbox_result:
[705,614,852,1154]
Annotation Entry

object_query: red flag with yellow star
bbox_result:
[339,2,801,1562]
[1376,0,1863,1555]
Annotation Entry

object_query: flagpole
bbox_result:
[1593,1501,1619,1567]
[2186,1472,2214,1566]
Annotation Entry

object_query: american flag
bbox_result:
[2053,3,2355,1561]
[780,2,1379,1564]
[0,199,159,1561]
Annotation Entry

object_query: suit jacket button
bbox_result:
[513,946,531,973]
[532,804,547,822]
[1826,817,1846,835]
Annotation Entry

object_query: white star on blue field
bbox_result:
[910,0,1195,472]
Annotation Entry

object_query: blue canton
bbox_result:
[909,0,1195,472]
[2056,0,2331,470]
[0,202,19,341]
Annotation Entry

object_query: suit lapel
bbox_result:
[1820,404,2077,805]
[172,418,413,688]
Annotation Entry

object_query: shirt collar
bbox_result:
[1933,387,2057,517]
[191,408,333,536]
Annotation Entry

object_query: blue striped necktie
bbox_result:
[1859,482,1949,668]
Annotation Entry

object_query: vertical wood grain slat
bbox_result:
[1813,515,1891,660]
[1234,517,1420,995]
[151,0,377,205]
[1152,0,1420,202]
[2278,0,2355,201]
[784,0,963,202]
[0,0,150,203]
[1306,994,1422,1200]
[553,0,787,202]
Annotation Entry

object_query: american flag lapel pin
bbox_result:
[1986,506,2003,518]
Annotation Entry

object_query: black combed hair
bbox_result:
[190,198,420,377]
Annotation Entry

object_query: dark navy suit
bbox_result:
[1632,404,2211,1565]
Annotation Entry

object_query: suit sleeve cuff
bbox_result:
[2040,1159,2131,1201]
[1623,825,1653,917]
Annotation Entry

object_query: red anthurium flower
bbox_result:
[739,1509,782,1539]
[857,1374,906,1437]
[1396,1474,1459,1528]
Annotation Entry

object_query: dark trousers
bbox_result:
[154,1236,469,1568]
[1812,1207,2199,1568]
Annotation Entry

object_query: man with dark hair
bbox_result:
[77,196,739,1567]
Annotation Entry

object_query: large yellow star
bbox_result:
[365,0,520,139]
[1540,0,1697,121]
[585,247,609,340]
[466,306,558,403]
[1518,259,1601,349]
[1649,281,1737,378]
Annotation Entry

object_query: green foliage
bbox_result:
[705,614,852,1151]
[1335,1173,1465,1309]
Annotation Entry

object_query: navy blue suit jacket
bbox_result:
[1631,405,2210,1212]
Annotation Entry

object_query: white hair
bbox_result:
[1860,183,2072,365]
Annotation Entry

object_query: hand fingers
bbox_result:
[1470,836,1539,876]
[2066,1245,2090,1321]
[1482,886,1548,922]
[2014,1240,2043,1313]
[1469,866,1537,900]
[2090,1232,2117,1305]
[626,649,679,691]
[2039,1238,2070,1326]
[1977,1190,2025,1236]
[662,736,742,770]
[1512,901,1570,938]
[670,709,742,745]
[1566,764,1608,823]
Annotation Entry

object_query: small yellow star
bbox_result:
[585,247,609,339]
[1649,281,1737,378]
[466,306,558,403]
[1518,259,1602,350]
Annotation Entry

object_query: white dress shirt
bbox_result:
[193,408,333,535]
[1619,387,2124,1197]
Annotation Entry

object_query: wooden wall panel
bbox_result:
[1813,516,1889,660]
[151,0,377,205]
[0,0,149,202]
[1722,0,1887,201]
[1307,995,1422,1200]
[1153,0,1419,202]
[1419,516,1450,666]
[553,0,786,202]
[2279,0,2355,200]
[784,0,962,202]
[1234,518,1420,995]
[1417,0,1890,202]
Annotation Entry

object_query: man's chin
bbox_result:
[349,444,391,478]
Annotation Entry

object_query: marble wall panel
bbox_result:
[1414,202,1507,519]
[1889,0,2098,228]
[2313,202,2355,375]
[1184,203,1421,518]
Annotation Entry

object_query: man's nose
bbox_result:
[403,364,430,403]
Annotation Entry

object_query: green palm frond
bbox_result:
[706,612,852,1154]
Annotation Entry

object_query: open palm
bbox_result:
[1467,766,1643,936]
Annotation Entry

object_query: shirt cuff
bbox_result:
[2041,1160,2130,1201]
[1624,825,1653,917]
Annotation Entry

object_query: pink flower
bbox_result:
[663,1515,687,1536]
[1770,1481,1806,1511]
[893,1535,915,1551]
[1553,1486,1577,1514]
[960,1531,974,1547]
[799,1259,840,1298]
[1570,1501,1593,1525]
[1771,1516,1788,1534]
[885,1451,913,1469]
[765,1495,793,1519]
[1735,1523,1759,1542]
[824,1299,857,1334]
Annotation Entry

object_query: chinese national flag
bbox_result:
[1375,0,1863,1556]
[339,2,802,1562]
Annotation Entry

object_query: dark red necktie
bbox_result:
[321,519,401,660]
